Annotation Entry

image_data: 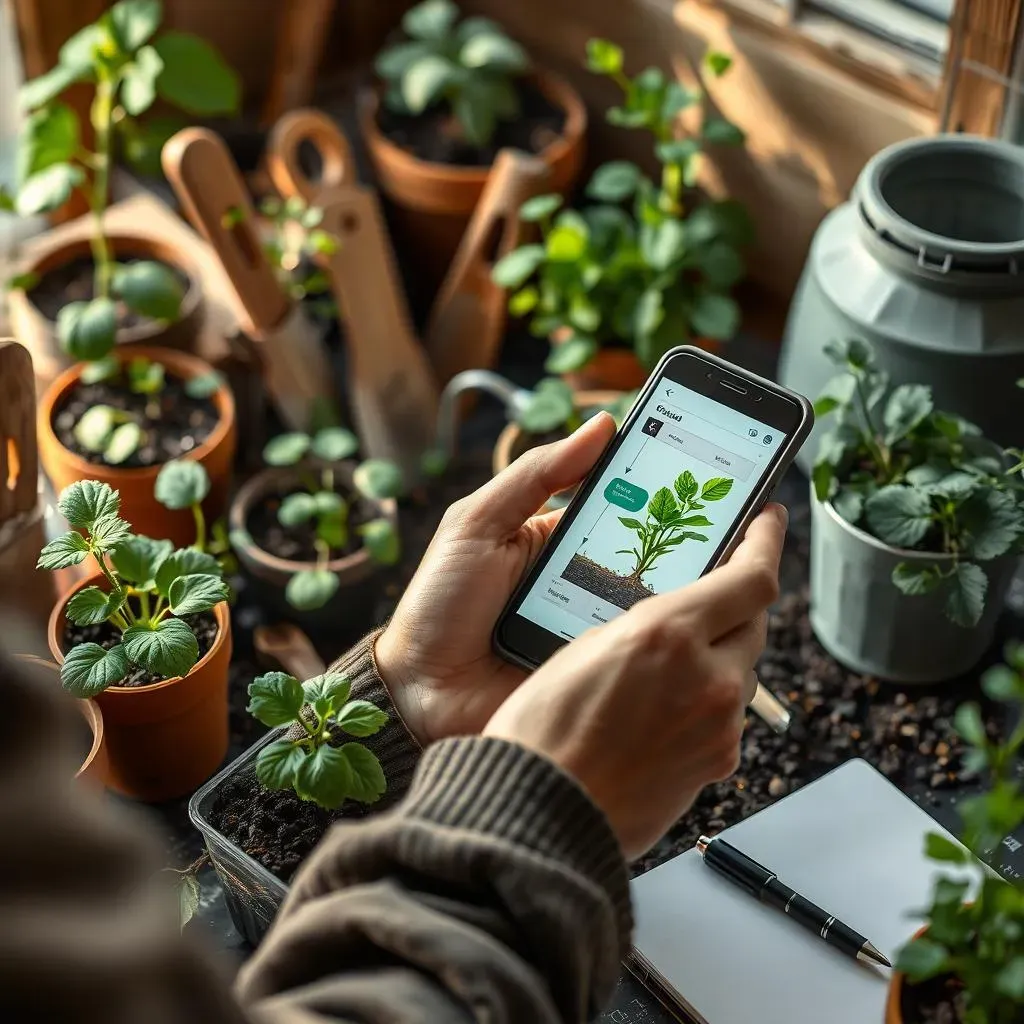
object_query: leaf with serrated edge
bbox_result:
[58,480,119,528]
[66,585,126,626]
[37,531,89,570]
[865,486,933,549]
[341,744,387,803]
[302,673,351,709]
[248,672,304,726]
[255,740,308,790]
[60,643,129,697]
[168,573,229,616]
[286,569,339,611]
[335,700,389,737]
[946,562,987,628]
[294,744,354,809]
[111,535,173,588]
[122,618,199,679]
[154,460,210,510]
[155,549,220,596]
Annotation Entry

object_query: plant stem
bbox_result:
[139,589,151,623]
[852,373,891,479]
[89,75,116,299]
[191,503,206,552]
[314,538,330,570]
[322,467,334,493]
[152,595,166,620]
[110,610,131,632]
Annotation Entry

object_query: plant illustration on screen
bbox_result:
[615,470,734,584]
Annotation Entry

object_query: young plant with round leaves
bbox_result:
[252,429,403,611]
[895,645,1024,1024]
[375,0,530,147]
[6,0,238,367]
[37,480,229,696]
[812,341,1024,628]
[492,37,751,377]
[247,671,388,810]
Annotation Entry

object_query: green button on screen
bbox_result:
[604,477,648,512]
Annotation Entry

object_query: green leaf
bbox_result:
[313,491,344,515]
[701,477,734,501]
[278,492,318,527]
[121,44,164,115]
[586,38,624,75]
[883,384,933,444]
[57,480,120,529]
[568,294,600,333]
[123,618,199,679]
[618,517,645,531]
[509,286,539,316]
[452,88,497,148]
[358,518,400,566]
[153,32,240,114]
[340,743,387,803]
[981,664,1023,702]
[402,55,456,114]
[184,371,223,399]
[114,261,183,320]
[696,242,745,288]
[649,487,679,524]
[676,514,713,527]
[546,223,588,262]
[104,422,142,465]
[704,50,733,77]
[60,643,129,697]
[493,244,545,288]
[864,486,932,548]
[457,15,503,42]
[924,832,967,864]
[155,548,220,595]
[127,357,165,395]
[812,461,834,503]
[996,957,1024,999]
[587,162,642,202]
[520,193,562,222]
[403,0,459,39]
[286,569,340,611]
[947,562,987,628]
[17,163,84,216]
[255,739,308,790]
[691,293,739,340]
[702,117,745,145]
[353,459,404,500]
[73,405,117,453]
[80,356,119,386]
[175,871,201,932]
[18,102,79,185]
[311,427,359,462]
[168,573,228,615]
[263,432,311,466]
[294,744,354,809]
[120,113,186,177]
[89,514,132,548]
[673,471,698,503]
[154,459,210,510]
[248,672,304,726]
[111,534,173,588]
[421,448,448,478]
[335,700,389,738]
[374,40,432,79]
[57,298,117,361]
[316,508,348,550]
[642,220,686,271]
[110,0,162,50]
[895,937,949,981]
[544,335,598,374]
[6,269,39,290]
[460,32,529,72]
[19,64,84,111]
[66,584,127,627]
[302,673,351,708]
[662,81,700,119]
[954,701,986,747]
[892,562,941,596]
[517,378,575,431]
[58,22,109,72]
[960,489,1023,561]
[633,288,664,342]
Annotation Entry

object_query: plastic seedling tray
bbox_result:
[189,730,289,946]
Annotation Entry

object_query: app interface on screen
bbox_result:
[517,379,788,640]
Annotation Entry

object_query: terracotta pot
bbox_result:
[360,71,587,294]
[48,572,231,802]
[38,346,237,547]
[8,233,204,392]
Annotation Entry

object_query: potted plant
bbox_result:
[810,340,1024,683]
[39,478,232,801]
[492,38,752,392]
[3,0,239,387]
[229,426,401,625]
[189,670,389,943]
[362,0,587,291]
[887,647,1024,1023]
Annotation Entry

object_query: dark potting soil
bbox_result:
[29,255,189,332]
[62,612,218,688]
[562,553,655,610]
[902,974,967,1024]
[52,373,219,468]
[246,487,374,563]
[377,79,566,168]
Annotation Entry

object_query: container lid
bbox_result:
[857,134,1024,285]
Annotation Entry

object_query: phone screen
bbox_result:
[511,375,792,644]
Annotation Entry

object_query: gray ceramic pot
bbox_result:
[781,135,1024,472]
[809,485,1019,684]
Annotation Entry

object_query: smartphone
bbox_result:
[494,346,813,670]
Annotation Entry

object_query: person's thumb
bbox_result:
[457,412,616,538]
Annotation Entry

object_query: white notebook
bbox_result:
[629,758,967,1024]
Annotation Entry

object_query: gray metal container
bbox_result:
[780,135,1024,472]
[809,487,1018,683]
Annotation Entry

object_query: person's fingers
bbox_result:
[726,503,788,575]
[446,413,616,539]
[520,507,567,565]
[713,613,768,670]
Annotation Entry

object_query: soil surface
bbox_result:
[562,553,655,610]
[62,612,218,688]
[246,486,374,563]
[901,974,967,1024]
[377,79,566,168]
[29,255,190,331]
[53,373,219,468]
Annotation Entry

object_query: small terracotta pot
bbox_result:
[48,572,232,802]
[8,233,204,391]
[38,346,237,547]
[361,71,587,293]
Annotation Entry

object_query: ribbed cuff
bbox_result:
[404,736,632,951]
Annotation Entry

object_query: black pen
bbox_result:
[696,835,891,968]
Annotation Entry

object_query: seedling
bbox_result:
[616,471,732,583]
[375,0,530,147]
[813,340,1024,627]
[493,37,751,376]
[515,377,637,436]
[895,645,1024,1024]
[37,480,229,696]
[154,459,236,576]
[248,428,402,611]
[247,670,388,810]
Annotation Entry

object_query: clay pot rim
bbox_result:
[22,232,203,344]
[37,345,236,484]
[359,69,587,182]
[229,464,399,576]
[47,571,231,697]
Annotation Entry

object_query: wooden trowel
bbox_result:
[163,128,337,431]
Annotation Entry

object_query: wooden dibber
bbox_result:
[162,128,336,431]
[267,110,439,484]
[425,150,549,386]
